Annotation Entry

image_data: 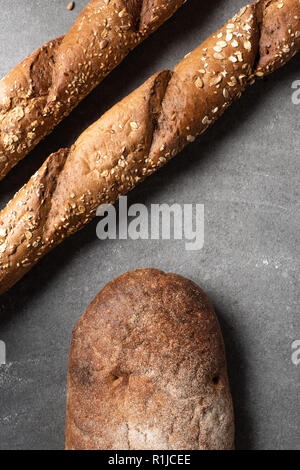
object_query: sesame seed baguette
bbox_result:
[0,0,299,295]
[0,0,186,180]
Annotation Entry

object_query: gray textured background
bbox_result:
[0,0,299,450]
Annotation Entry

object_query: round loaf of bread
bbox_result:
[65,269,235,450]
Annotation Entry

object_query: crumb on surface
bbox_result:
[67,1,75,11]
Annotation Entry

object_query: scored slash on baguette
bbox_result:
[0,0,186,180]
[0,0,299,295]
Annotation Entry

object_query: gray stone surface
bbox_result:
[0,0,299,450]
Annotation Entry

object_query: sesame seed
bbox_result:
[118,9,126,18]
[195,77,204,88]
[244,40,252,51]
[223,88,229,99]
[210,75,223,86]
[214,52,225,60]
[202,116,211,125]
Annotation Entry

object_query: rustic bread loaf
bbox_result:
[0,0,299,295]
[0,0,186,180]
[65,268,235,450]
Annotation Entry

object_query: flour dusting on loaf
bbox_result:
[65,269,235,450]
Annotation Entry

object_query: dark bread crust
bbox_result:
[0,0,299,295]
[0,0,185,179]
[65,268,235,450]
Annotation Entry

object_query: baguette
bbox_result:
[0,0,299,295]
[65,269,235,450]
[0,0,186,180]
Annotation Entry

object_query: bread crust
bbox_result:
[0,0,185,179]
[65,268,235,450]
[0,0,299,295]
